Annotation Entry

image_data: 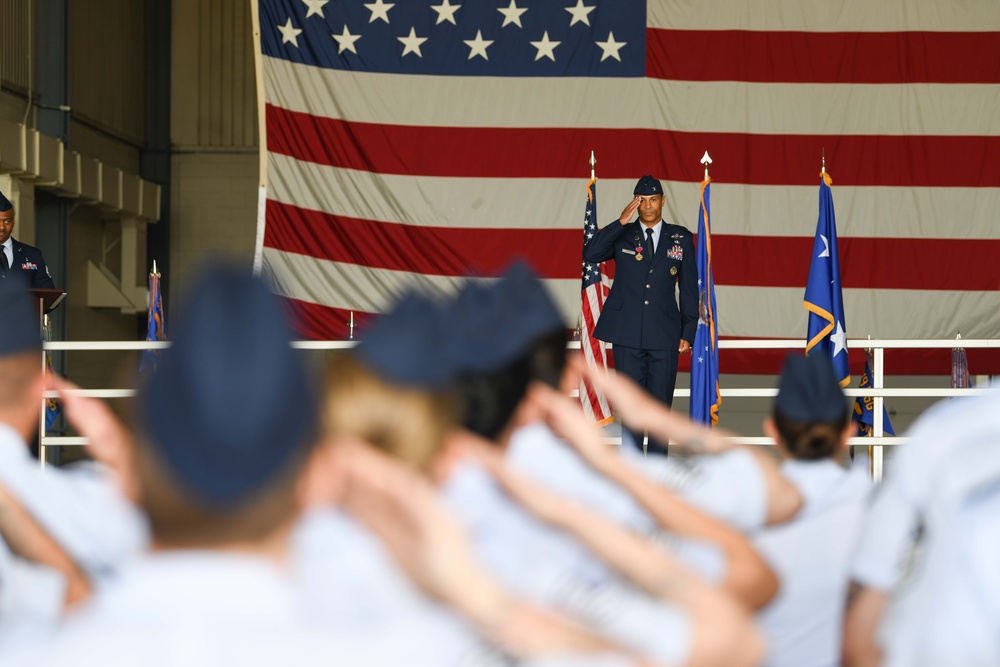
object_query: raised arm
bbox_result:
[0,484,90,607]
[530,382,780,610]
[335,439,643,663]
[467,440,764,667]
[588,365,803,525]
[583,198,640,264]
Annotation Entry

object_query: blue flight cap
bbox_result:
[0,191,12,212]
[355,291,456,389]
[0,280,41,356]
[775,353,848,423]
[633,175,663,196]
[138,264,319,507]
[448,261,565,374]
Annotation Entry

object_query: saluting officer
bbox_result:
[583,176,698,455]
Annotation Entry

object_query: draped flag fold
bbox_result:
[580,174,613,425]
[952,341,971,389]
[43,317,61,434]
[690,178,721,427]
[804,172,850,387]
[853,351,895,436]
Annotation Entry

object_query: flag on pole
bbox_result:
[690,172,721,427]
[853,351,895,436]
[952,337,971,389]
[140,265,166,374]
[804,171,850,387]
[42,316,61,434]
[580,168,613,426]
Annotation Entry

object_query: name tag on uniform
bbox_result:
[620,248,636,255]
[667,245,683,261]
[21,262,38,270]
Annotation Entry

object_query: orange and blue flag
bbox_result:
[140,269,166,373]
[804,172,850,387]
[43,317,61,433]
[853,353,895,436]
[690,178,721,427]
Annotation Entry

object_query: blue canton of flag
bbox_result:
[140,269,166,374]
[804,172,850,387]
[690,178,721,427]
[580,174,612,425]
[853,352,895,436]
[260,0,645,77]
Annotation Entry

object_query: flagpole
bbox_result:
[701,151,712,181]
[589,150,595,181]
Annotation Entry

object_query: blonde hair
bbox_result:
[323,354,458,470]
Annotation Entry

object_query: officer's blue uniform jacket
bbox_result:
[4,239,55,290]
[584,220,698,351]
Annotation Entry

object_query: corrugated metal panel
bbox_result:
[69,0,145,145]
[0,0,34,91]
[195,0,257,147]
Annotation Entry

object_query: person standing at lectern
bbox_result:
[583,175,698,456]
[0,191,55,290]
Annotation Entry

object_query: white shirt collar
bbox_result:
[642,220,664,249]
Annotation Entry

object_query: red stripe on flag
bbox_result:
[281,298,1000,376]
[267,105,1000,187]
[264,200,580,279]
[281,297,376,341]
[264,201,1000,290]
[647,29,1000,84]
[709,235,1000,291]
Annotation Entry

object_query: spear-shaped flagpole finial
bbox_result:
[152,260,158,276]
[589,150,596,180]
[700,151,712,180]
[349,311,355,340]
[822,148,826,175]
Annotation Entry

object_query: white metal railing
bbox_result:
[41,338,994,481]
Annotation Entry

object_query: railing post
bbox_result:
[872,346,884,482]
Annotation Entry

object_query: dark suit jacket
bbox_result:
[583,220,698,351]
[4,239,55,290]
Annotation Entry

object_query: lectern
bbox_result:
[28,287,66,321]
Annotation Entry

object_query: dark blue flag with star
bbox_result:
[804,172,850,387]
[690,178,721,427]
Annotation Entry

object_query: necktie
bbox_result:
[646,228,655,258]
[0,247,8,275]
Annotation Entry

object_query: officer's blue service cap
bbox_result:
[447,261,565,374]
[0,191,12,212]
[0,281,41,356]
[633,175,663,196]
[139,263,319,507]
[355,291,456,390]
[775,353,847,423]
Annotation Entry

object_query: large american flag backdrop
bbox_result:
[254,0,1000,374]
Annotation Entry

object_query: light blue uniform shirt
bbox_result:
[753,459,872,667]
[442,458,692,666]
